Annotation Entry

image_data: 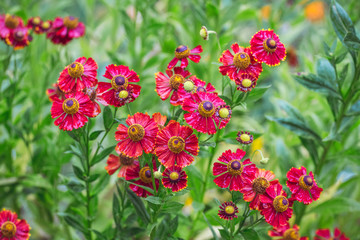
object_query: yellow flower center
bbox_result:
[1,221,17,238]
[33,17,41,25]
[225,205,235,215]
[168,136,185,153]
[241,79,252,88]
[184,80,195,92]
[252,177,270,194]
[174,45,190,59]
[119,154,135,166]
[299,175,313,190]
[62,98,79,114]
[283,228,300,240]
[63,16,79,29]
[200,26,208,40]
[139,166,152,183]
[68,62,84,78]
[169,74,185,90]
[111,75,128,90]
[169,171,180,181]
[273,196,289,212]
[219,108,229,119]
[42,21,50,29]
[128,124,145,142]
[240,134,250,142]
[5,14,19,29]
[198,101,215,117]
[227,159,243,176]
[263,38,277,53]
[119,90,129,99]
[233,52,250,69]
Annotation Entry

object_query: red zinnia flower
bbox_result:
[259,182,293,228]
[5,26,30,50]
[46,16,85,45]
[27,17,51,34]
[83,86,108,117]
[0,209,30,240]
[314,228,349,240]
[51,91,95,131]
[213,149,257,191]
[250,29,286,66]
[98,64,141,107]
[47,83,66,102]
[219,43,263,80]
[0,14,24,40]
[235,73,257,92]
[240,168,276,210]
[155,121,199,168]
[105,152,138,178]
[162,166,188,192]
[286,166,322,204]
[182,92,226,134]
[218,201,239,220]
[268,223,308,240]
[58,57,98,93]
[115,113,158,158]
[125,160,159,198]
[155,67,190,106]
[177,75,217,103]
[236,131,254,145]
[167,45,203,69]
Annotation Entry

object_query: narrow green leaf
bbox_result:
[348,100,360,116]
[92,230,107,240]
[91,145,116,166]
[89,130,104,141]
[309,197,360,214]
[219,95,232,106]
[61,214,87,234]
[330,0,356,43]
[72,165,84,180]
[241,229,260,240]
[277,100,306,122]
[145,196,162,205]
[126,188,150,224]
[91,174,110,196]
[199,141,216,148]
[113,193,121,227]
[344,32,360,50]
[316,58,336,83]
[160,201,184,213]
[299,137,319,164]
[246,85,271,102]
[168,216,179,236]
[203,213,219,240]
[103,106,113,130]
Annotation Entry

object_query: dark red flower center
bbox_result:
[32,17,41,25]
[1,221,17,238]
[128,124,145,142]
[14,31,24,41]
[263,38,277,53]
[63,16,79,29]
[119,154,135,166]
[196,86,206,93]
[169,171,180,181]
[252,177,270,194]
[273,196,289,212]
[139,166,152,183]
[111,75,128,90]
[5,15,19,29]
[175,45,190,59]
[68,62,84,78]
[227,160,243,176]
[62,98,79,114]
[299,175,313,190]
[198,101,215,117]
[283,228,300,240]
[168,136,185,153]
[233,52,250,69]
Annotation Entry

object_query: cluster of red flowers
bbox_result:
[0,209,30,240]
[0,14,85,50]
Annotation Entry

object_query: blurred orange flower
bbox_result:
[305,1,325,22]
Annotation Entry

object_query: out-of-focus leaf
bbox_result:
[72,165,84,180]
[103,106,113,130]
[219,95,232,106]
[277,100,306,122]
[309,197,360,214]
[219,229,230,239]
[186,165,203,202]
[241,229,260,240]
[246,85,271,102]
[160,201,184,213]
[300,137,319,164]
[206,2,218,18]
[199,141,216,148]
[67,180,85,192]
[330,0,356,43]
[112,193,121,227]
[89,130,104,141]
[316,58,336,83]
[145,196,162,205]
[348,100,360,116]
[91,145,115,166]
[203,213,219,240]
[91,174,110,196]
[168,216,179,236]
[59,213,87,234]
[92,230,107,240]
[344,32,360,50]
[126,188,150,224]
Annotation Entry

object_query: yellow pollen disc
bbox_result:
[219,108,229,119]
[33,17,41,25]
[273,196,289,213]
[198,101,215,117]
[63,16,79,29]
[4,14,19,29]
[62,98,80,115]
[1,221,17,238]
[42,21,50,29]
[174,45,190,59]
[128,124,145,142]
[119,90,129,99]
[169,74,185,90]
[68,62,84,78]
[240,134,250,142]
[283,228,300,240]
[184,80,195,92]
[111,75,128,90]
[227,159,243,176]
[299,175,313,190]
[225,205,235,215]
[233,52,250,69]
[252,177,270,194]
[139,166,152,183]
[169,171,180,181]
[241,79,252,88]
[168,136,185,153]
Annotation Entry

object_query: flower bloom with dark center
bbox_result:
[213,149,257,191]
[47,83,66,102]
[152,112,167,131]
[83,86,108,117]
[182,92,226,135]
[219,43,263,81]
[235,73,258,92]
[27,17,51,34]
[98,64,141,107]
[125,160,159,198]
[268,223,309,240]
[240,168,277,210]
[214,104,232,128]
[236,131,254,145]
[167,45,203,69]
[0,209,30,240]
[51,92,95,131]
[314,228,349,240]
[259,182,293,228]
[105,152,138,178]
[155,121,199,168]
[250,29,286,66]
[162,165,188,192]
[46,16,85,45]
[155,67,191,106]
[218,201,239,220]
[58,57,98,93]
[115,113,158,158]
[177,75,217,103]
[0,14,24,40]
[286,166,322,204]
[5,26,30,50]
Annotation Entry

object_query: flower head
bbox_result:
[214,104,232,128]
[152,112,167,131]
[27,17,51,34]
[0,209,30,240]
[236,131,254,145]
[218,201,239,220]
[83,86,107,117]
[177,75,217,103]
[46,16,85,45]
[47,83,66,102]
[0,14,24,40]
[314,228,349,240]
[235,73,257,92]
[162,166,188,192]
[268,223,308,240]
[5,26,30,50]
[105,152,138,178]
[167,45,203,69]
[305,1,325,23]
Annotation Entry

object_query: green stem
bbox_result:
[84,122,93,240]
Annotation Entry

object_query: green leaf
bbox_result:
[240,229,260,240]
[330,0,356,43]
[72,165,84,180]
[91,145,116,166]
[126,188,150,224]
[316,58,336,83]
[112,193,121,227]
[92,230,107,240]
[145,196,162,205]
[219,95,232,106]
[277,100,306,122]
[66,180,85,192]
[344,32,360,50]
[203,213,219,240]
[89,130,104,141]
[168,216,179,236]
[103,106,113,130]
[299,137,319,164]
[160,201,184,213]
[219,229,230,239]
[60,213,87,234]
[246,85,271,102]
[309,197,360,214]
[206,2,218,18]
[348,100,360,116]
[91,174,110,196]
[199,141,216,148]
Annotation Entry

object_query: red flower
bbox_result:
[259,182,293,228]
[58,57,98,93]
[5,26,30,50]
[182,92,226,134]
[105,152,138,178]
[155,121,199,168]
[214,105,232,129]
[46,83,65,102]
[155,67,191,106]
[250,29,286,66]
[0,14,24,40]
[219,43,263,80]
[115,113,158,158]
[27,17,51,34]
[213,149,257,191]
[125,160,159,198]
[162,166,188,192]
[235,73,257,92]
[236,131,254,145]
[177,75,217,103]
[167,45,203,69]
[240,168,276,210]
[286,166,322,204]
[314,228,349,240]
[51,91,95,131]
[83,86,108,117]
[218,201,239,220]
[268,223,308,240]
[98,64,141,107]
[152,112,167,131]
[0,209,30,240]
[46,16,85,45]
